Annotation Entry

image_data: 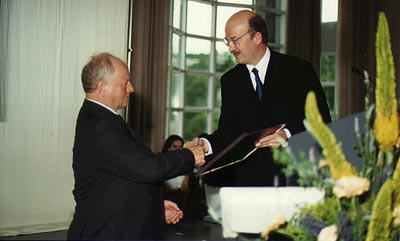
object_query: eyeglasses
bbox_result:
[223,31,251,46]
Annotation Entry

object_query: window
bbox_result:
[321,0,338,119]
[167,0,286,140]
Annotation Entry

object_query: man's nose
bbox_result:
[228,42,236,52]
[127,81,135,93]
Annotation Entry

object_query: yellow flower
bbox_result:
[305,92,356,180]
[392,205,400,227]
[333,175,370,199]
[261,214,285,240]
[374,112,398,152]
[374,12,398,152]
[317,224,338,241]
[318,159,329,168]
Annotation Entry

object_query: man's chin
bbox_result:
[117,103,128,110]
[234,57,243,64]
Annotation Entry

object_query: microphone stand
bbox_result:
[352,67,375,109]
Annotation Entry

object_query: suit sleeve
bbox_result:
[93,117,195,183]
[285,59,331,135]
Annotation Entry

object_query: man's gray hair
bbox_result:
[81,52,115,93]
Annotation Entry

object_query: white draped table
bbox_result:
[219,187,325,238]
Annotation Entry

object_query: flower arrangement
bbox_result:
[266,12,400,241]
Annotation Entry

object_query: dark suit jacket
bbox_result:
[67,100,195,240]
[202,50,331,187]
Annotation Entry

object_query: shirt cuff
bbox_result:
[281,128,291,148]
[283,128,291,139]
[200,137,213,156]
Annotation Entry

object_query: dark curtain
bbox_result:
[285,0,321,77]
[127,0,170,151]
[337,0,400,117]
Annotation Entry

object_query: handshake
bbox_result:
[183,137,209,167]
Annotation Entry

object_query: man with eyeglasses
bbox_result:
[192,9,331,213]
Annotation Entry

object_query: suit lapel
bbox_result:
[264,50,281,87]
[236,65,260,102]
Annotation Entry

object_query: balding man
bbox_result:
[195,10,331,187]
[67,53,205,240]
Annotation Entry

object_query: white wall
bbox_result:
[0,0,129,235]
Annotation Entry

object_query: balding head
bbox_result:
[81,53,117,93]
[226,10,268,46]
[81,53,134,110]
[227,10,256,23]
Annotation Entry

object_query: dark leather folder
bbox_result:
[195,123,285,177]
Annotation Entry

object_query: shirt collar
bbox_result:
[246,47,271,83]
[85,98,119,115]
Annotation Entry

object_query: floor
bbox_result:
[1,177,234,241]
[1,177,292,241]
[1,220,228,241]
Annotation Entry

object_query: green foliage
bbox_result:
[276,225,316,241]
[272,147,329,188]
[300,197,340,225]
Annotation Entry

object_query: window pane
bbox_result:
[323,86,335,113]
[320,54,336,83]
[187,1,212,36]
[168,111,183,135]
[216,6,251,39]
[214,77,221,108]
[258,0,279,8]
[186,37,211,71]
[170,71,184,108]
[184,74,208,107]
[321,0,338,23]
[218,0,252,4]
[173,0,182,29]
[183,112,207,140]
[258,11,278,43]
[321,23,337,52]
[172,33,181,67]
[213,112,220,131]
[216,41,236,73]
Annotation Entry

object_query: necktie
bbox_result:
[252,68,263,100]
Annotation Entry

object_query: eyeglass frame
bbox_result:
[223,30,252,46]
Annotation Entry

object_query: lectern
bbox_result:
[288,111,366,168]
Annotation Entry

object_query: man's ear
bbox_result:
[253,32,263,45]
[96,80,107,97]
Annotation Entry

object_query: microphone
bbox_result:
[351,67,364,76]
[351,66,376,86]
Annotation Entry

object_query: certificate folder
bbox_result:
[195,123,285,177]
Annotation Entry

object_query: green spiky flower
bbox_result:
[304,91,356,180]
[366,179,393,241]
[374,12,398,152]
[392,157,400,212]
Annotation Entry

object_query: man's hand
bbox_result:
[164,200,183,224]
[191,137,210,153]
[255,129,288,149]
[184,141,205,167]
